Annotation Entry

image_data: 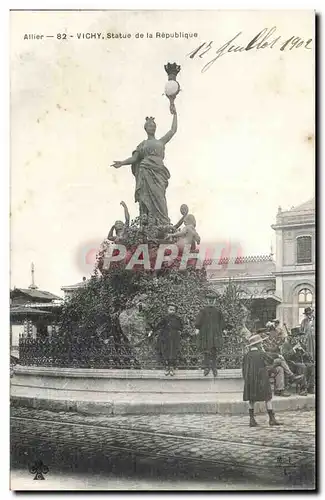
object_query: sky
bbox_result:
[10,10,315,295]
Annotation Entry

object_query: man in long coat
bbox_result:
[243,334,282,427]
[194,292,224,377]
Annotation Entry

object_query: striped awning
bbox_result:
[10,307,51,316]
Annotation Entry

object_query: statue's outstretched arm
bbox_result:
[120,201,130,227]
[111,151,140,168]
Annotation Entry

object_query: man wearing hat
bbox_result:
[194,291,225,377]
[300,307,315,362]
[243,333,283,427]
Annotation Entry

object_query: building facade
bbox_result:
[206,254,279,329]
[61,277,88,299]
[207,199,315,330]
[271,198,315,328]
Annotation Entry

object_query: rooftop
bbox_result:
[10,288,62,301]
[10,306,51,316]
[273,198,315,228]
[61,278,88,291]
[206,254,275,280]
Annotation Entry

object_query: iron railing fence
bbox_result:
[19,335,244,370]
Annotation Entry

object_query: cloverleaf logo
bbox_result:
[28,460,49,480]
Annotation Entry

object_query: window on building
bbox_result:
[296,236,312,264]
[298,288,313,324]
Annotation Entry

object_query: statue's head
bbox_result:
[184,214,196,227]
[144,116,156,136]
[115,220,125,232]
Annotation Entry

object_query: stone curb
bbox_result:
[13,366,243,379]
[11,394,315,416]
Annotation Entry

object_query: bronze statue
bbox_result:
[155,205,189,242]
[107,201,130,243]
[111,101,178,225]
[167,212,201,250]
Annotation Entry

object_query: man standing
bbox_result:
[300,307,316,363]
[194,291,224,377]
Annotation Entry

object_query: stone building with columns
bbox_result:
[271,198,315,328]
[206,198,315,330]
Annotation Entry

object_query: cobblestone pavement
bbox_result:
[10,407,316,490]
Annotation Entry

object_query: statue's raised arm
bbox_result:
[108,63,181,226]
[120,200,130,227]
[159,98,178,145]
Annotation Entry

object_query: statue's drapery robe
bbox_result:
[132,139,170,224]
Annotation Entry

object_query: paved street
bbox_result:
[10,407,315,490]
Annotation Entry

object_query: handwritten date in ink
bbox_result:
[187,27,313,73]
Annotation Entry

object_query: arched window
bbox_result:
[296,236,312,264]
[298,288,313,324]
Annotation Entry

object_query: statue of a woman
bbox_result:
[111,100,177,225]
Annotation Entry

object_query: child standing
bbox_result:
[156,304,183,376]
[243,334,283,427]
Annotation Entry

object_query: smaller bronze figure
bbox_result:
[107,201,130,243]
[156,204,189,241]
[167,210,201,250]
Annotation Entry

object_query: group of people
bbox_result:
[152,292,225,376]
[121,290,315,428]
[243,307,316,427]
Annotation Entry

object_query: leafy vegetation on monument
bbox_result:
[56,215,250,368]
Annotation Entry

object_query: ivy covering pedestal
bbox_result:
[56,217,249,370]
